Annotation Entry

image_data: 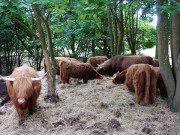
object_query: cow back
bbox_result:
[97,55,154,76]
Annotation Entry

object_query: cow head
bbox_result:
[112,70,127,84]
[96,72,103,79]
[96,66,105,75]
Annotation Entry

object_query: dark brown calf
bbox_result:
[43,57,81,75]
[112,70,127,84]
[86,56,108,68]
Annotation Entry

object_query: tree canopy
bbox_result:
[0,0,157,67]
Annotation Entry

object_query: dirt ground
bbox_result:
[0,71,180,135]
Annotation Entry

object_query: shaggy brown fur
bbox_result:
[125,64,160,105]
[112,70,127,84]
[6,65,41,125]
[97,55,154,76]
[153,59,159,67]
[86,56,108,68]
[43,57,81,75]
[59,61,103,84]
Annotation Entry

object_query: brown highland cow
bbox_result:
[97,55,155,76]
[59,61,103,83]
[125,64,161,105]
[43,57,81,75]
[1,65,47,125]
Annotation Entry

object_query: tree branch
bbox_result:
[46,11,52,20]
[1,12,39,40]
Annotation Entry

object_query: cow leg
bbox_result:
[128,88,134,92]
[18,112,24,125]
[13,101,24,125]
[28,102,34,115]
[83,78,88,83]
[133,72,145,105]
[28,94,39,115]
[17,107,24,125]
[65,77,69,83]
[62,77,69,84]
[149,70,158,104]
[134,84,143,105]
[83,75,89,83]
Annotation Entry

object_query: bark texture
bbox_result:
[157,0,175,105]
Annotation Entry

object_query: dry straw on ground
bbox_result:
[0,71,180,135]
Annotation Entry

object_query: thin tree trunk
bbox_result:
[71,34,75,57]
[117,1,124,54]
[103,39,108,56]
[107,6,114,57]
[100,15,108,57]
[92,40,95,56]
[157,0,175,105]
[32,4,59,102]
[155,33,158,58]
[40,12,57,97]
[170,14,174,70]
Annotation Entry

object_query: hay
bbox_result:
[0,70,180,135]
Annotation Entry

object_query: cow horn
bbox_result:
[31,71,49,81]
[0,75,15,81]
[112,73,117,80]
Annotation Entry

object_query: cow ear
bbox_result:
[9,81,13,90]
[32,81,41,89]
[6,81,13,92]
[10,81,13,87]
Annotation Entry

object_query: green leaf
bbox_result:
[56,28,62,33]
[58,9,66,13]
[7,19,12,24]
[78,14,87,20]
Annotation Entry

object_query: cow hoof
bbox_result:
[19,120,23,125]
[29,110,33,115]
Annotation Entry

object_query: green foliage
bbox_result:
[137,20,156,50]
[124,19,156,54]
[0,0,159,59]
[160,0,180,14]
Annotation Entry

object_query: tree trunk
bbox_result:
[42,14,57,97]
[171,4,180,75]
[107,6,114,57]
[71,34,75,57]
[155,35,158,59]
[117,1,124,55]
[125,10,137,55]
[32,4,59,103]
[157,0,175,105]
[103,38,108,57]
[92,40,95,56]
[170,0,180,111]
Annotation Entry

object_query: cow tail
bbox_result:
[59,61,65,81]
[59,61,63,81]
[150,68,158,104]
[144,66,151,105]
